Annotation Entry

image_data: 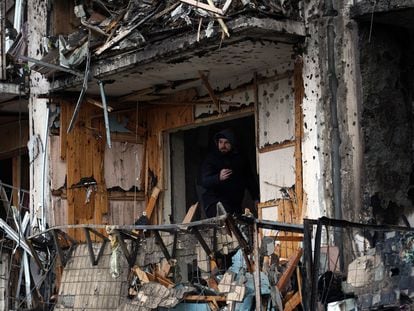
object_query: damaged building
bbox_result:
[0,0,414,310]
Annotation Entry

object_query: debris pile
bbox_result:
[25,0,302,77]
[343,232,414,309]
[114,216,304,310]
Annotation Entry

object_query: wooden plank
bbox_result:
[178,0,224,15]
[59,101,68,161]
[277,248,303,292]
[199,71,220,112]
[294,57,304,220]
[148,271,175,288]
[259,140,296,154]
[283,291,301,311]
[107,190,145,201]
[132,266,150,283]
[145,186,161,219]
[182,202,198,224]
[184,295,226,302]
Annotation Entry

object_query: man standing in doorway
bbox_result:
[201,129,259,218]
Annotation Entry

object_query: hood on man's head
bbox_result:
[214,129,236,146]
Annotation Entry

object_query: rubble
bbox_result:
[9,0,302,79]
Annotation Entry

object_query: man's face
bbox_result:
[218,138,232,154]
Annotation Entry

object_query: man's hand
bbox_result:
[219,168,232,181]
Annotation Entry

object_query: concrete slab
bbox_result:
[49,17,305,98]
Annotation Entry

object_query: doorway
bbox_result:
[169,115,257,223]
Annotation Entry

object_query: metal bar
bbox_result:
[0,1,6,80]
[40,105,50,231]
[171,232,178,259]
[302,219,313,311]
[26,239,44,271]
[28,214,229,239]
[22,252,32,308]
[98,80,112,148]
[0,218,32,256]
[191,227,213,257]
[84,228,97,266]
[310,220,322,310]
[253,221,262,310]
[96,240,108,265]
[16,55,83,77]
[225,218,250,251]
[67,37,91,133]
[154,231,171,261]
[88,227,109,241]
[51,229,66,266]
[115,230,133,267]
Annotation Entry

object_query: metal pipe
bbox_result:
[98,80,112,148]
[325,0,344,271]
[41,105,50,230]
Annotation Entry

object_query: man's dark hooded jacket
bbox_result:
[201,129,259,217]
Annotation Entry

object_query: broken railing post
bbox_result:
[302,219,313,310]
[154,231,171,261]
[98,80,112,148]
[253,221,262,310]
[310,220,322,310]
[83,227,109,266]
[51,229,67,266]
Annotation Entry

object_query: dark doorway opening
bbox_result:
[170,115,257,223]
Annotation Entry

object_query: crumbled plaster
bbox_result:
[302,0,329,219]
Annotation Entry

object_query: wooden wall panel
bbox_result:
[50,135,66,190]
[104,142,143,190]
[144,104,194,223]
[60,101,108,240]
[107,201,145,225]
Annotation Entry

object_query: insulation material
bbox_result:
[104,142,144,191]
[258,76,295,148]
[258,146,295,202]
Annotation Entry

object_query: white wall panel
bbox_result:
[258,77,295,147]
[104,142,143,191]
[258,146,295,202]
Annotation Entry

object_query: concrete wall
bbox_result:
[302,0,364,221]
[28,0,51,230]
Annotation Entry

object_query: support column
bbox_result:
[27,1,50,229]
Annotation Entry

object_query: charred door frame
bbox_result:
[164,109,256,225]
